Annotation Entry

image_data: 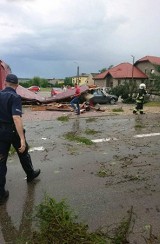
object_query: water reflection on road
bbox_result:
[0,183,36,243]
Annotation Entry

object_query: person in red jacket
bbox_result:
[70,83,81,115]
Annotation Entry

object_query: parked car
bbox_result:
[28,86,40,93]
[51,88,63,96]
[89,89,118,105]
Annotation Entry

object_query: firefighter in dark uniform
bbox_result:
[0,74,40,205]
[133,83,147,114]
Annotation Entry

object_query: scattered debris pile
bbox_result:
[31,103,72,112]
[15,84,106,113]
[31,102,106,113]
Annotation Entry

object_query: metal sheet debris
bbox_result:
[17,85,89,105]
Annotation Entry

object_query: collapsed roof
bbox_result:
[16,85,89,104]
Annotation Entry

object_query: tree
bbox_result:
[30,77,41,86]
[110,81,137,103]
[108,65,114,69]
[40,79,48,88]
[99,65,114,73]
[99,68,107,73]
[64,77,73,86]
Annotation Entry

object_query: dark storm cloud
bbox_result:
[1,0,160,78]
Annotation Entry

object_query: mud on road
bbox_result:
[0,104,160,244]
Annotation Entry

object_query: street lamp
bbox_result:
[130,55,136,98]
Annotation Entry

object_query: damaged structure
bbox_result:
[0,60,95,113]
[0,59,89,106]
[0,60,106,113]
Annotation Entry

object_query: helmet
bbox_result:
[139,83,146,89]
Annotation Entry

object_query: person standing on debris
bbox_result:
[70,83,81,115]
[0,74,41,205]
[62,85,67,92]
[133,83,147,114]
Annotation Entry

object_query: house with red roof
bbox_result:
[134,55,160,77]
[93,62,148,88]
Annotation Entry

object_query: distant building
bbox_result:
[134,55,160,94]
[72,73,89,85]
[19,78,31,83]
[85,73,99,86]
[48,78,64,86]
[71,73,99,86]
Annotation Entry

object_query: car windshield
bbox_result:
[93,90,104,96]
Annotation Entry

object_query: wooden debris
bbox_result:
[31,103,72,112]
[31,102,105,113]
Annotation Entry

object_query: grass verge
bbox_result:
[21,195,133,244]
[85,128,100,135]
[112,108,124,112]
[64,132,94,145]
[145,101,160,106]
[57,115,69,122]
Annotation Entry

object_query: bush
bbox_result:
[110,84,129,100]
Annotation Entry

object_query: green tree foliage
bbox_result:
[110,81,137,103]
[99,68,107,73]
[19,82,30,88]
[30,77,41,86]
[110,84,128,99]
[39,79,48,88]
[99,65,114,73]
[64,77,73,86]
[108,65,114,69]
[19,77,49,88]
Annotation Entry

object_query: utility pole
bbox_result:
[131,55,135,82]
[77,65,79,85]
[131,55,135,98]
[74,61,79,85]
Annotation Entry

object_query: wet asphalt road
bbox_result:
[0,112,160,243]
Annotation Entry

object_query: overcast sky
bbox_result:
[0,0,159,79]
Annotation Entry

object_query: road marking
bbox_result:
[29,146,45,152]
[92,137,118,143]
[134,132,160,138]
[92,133,160,143]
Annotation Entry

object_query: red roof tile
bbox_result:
[94,63,147,80]
[135,56,160,65]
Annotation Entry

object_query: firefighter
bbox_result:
[133,83,147,114]
[0,74,40,205]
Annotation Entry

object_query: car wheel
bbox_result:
[110,98,116,105]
